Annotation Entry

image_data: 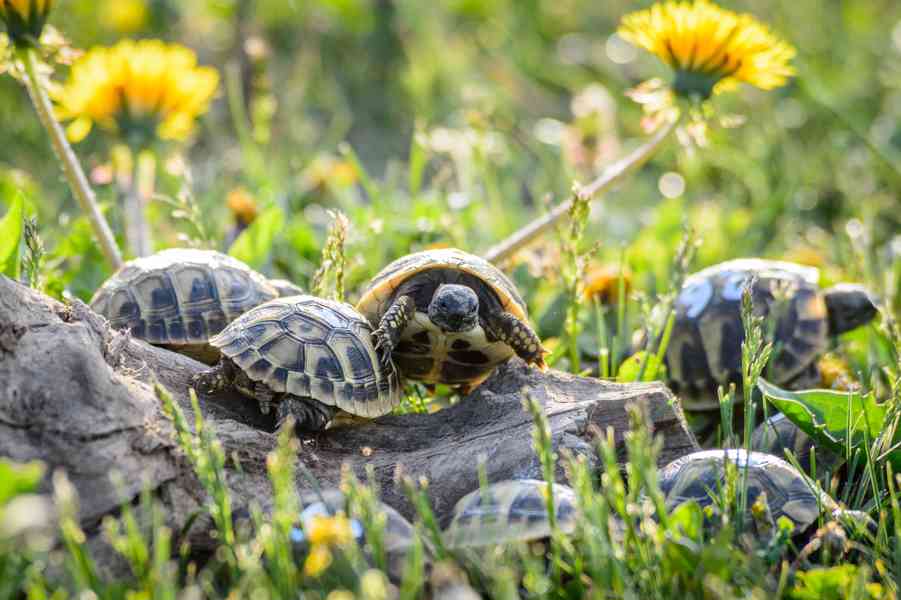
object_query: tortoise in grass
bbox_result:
[443,480,578,549]
[192,295,401,431]
[232,488,424,581]
[90,249,303,364]
[357,248,546,392]
[751,412,840,476]
[659,449,835,533]
[664,259,876,411]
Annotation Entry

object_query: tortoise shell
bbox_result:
[751,413,840,475]
[90,249,296,356]
[209,295,401,417]
[357,248,529,386]
[443,479,578,549]
[659,449,834,531]
[667,259,828,410]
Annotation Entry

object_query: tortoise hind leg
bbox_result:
[276,396,338,432]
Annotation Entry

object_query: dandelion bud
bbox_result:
[0,0,53,47]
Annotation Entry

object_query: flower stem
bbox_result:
[20,47,123,269]
[483,115,680,264]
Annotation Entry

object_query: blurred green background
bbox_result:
[2,0,899,313]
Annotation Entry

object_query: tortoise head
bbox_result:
[269,279,304,298]
[823,284,878,334]
[428,284,479,333]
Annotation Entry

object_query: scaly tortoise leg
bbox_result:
[483,311,547,370]
[276,396,338,432]
[192,358,235,394]
[372,295,416,368]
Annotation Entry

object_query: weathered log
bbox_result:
[0,276,698,566]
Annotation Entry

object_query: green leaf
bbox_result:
[617,351,667,383]
[788,565,882,600]
[757,378,891,465]
[0,459,45,507]
[227,206,284,270]
[0,193,25,279]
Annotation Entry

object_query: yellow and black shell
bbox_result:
[659,449,833,531]
[209,296,401,417]
[443,480,578,549]
[666,259,827,410]
[90,249,299,357]
[357,248,529,386]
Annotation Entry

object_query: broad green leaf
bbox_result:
[0,459,45,507]
[0,193,24,279]
[757,379,890,463]
[227,206,284,270]
[617,351,667,383]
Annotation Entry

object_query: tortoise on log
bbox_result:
[0,275,697,574]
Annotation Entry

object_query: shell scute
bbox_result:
[90,249,286,348]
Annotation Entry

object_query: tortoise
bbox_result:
[357,248,546,391]
[751,412,840,476]
[658,449,834,533]
[663,259,876,411]
[90,248,303,364]
[232,488,424,581]
[192,295,402,431]
[443,479,578,549]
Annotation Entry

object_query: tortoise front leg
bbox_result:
[192,358,235,394]
[483,311,547,369]
[276,396,338,432]
[372,295,416,365]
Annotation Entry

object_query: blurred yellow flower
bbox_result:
[303,544,333,577]
[54,39,219,145]
[618,0,795,99]
[817,354,857,391]
[583,265,632,305]
[0,0,52,46]
[100,0,148,34]
[226,187,258,227]
[306,513,354,547]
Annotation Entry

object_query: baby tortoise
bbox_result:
[751,412,840,476]
[664,259,876,411]
[443,479,578,549]
[90,248,302,363]
[357,248,546,392]
[192,295,401,431]
[659,449,838,534]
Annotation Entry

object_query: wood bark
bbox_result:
[0,276,698,568]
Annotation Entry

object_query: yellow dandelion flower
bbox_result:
[618,0,795,99]
[303,544,333,577]
[583,265,632,304]
[0,0,53,47]
[54,39,219,146]
[226,187,258,226]
[306,513,355,547]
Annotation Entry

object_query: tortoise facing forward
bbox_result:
[665,259,876,411]
[192,295,401,431]
[90,249,302,363]
[357,248,546,391]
